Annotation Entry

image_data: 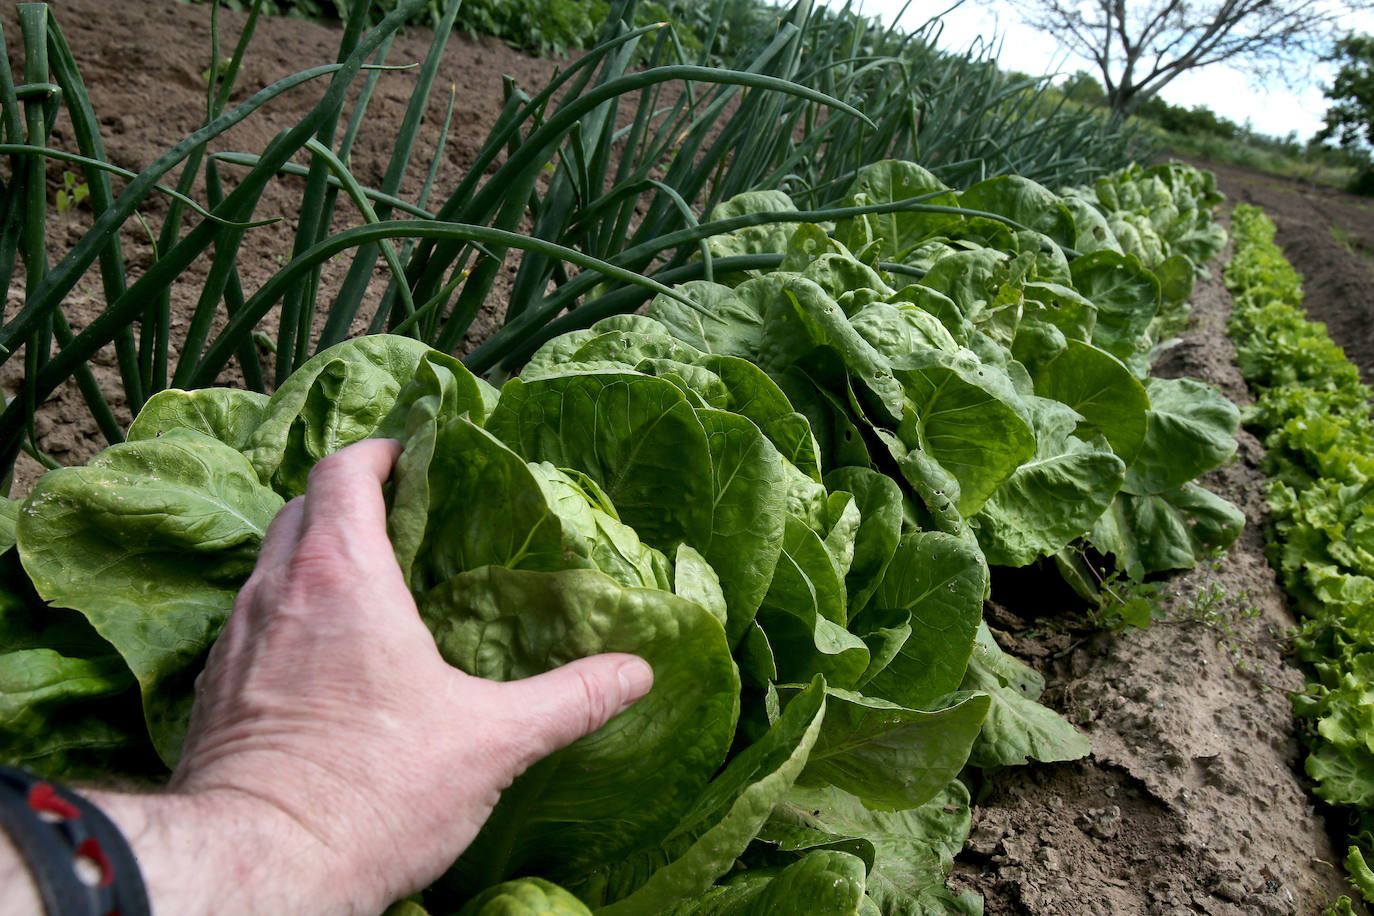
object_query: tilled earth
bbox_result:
[5,2,1374,913]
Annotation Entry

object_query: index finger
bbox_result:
[299,438,404,540]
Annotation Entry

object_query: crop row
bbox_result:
[0,157,1240,914]
[1225,204,1374,912]
[0,0,1149,486]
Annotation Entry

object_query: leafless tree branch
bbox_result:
[1015,0,1374,113]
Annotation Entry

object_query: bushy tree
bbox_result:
[1317,33,1374,149]
[1059,70,1106,106]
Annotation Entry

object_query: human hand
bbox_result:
[90,438,653,916]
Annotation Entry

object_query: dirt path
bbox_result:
[3,3,1370,913]
[955,235,1357,914]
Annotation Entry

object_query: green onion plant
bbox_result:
[0,0,1147,486]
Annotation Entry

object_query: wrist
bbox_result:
[0,825,40,916]
[86,787,349,916]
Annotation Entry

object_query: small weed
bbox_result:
[55,170,88,214]
[1167,578,1270,679]
[1328,223,1374,267]
[1089,565,1162,630]
[201,57,235,85]
[1330,223,1358,255]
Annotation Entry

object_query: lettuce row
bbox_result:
[658,159,1241,589]
[1224,203,1374,905]
[1,336,993,914]
[0,161,1237,914]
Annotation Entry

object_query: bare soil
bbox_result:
[6,3,1374,913]
[955,168,1374,913]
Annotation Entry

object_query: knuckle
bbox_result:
[574,664,612,736]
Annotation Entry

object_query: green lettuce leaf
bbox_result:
[1090,482,1245,575]
[244,335,435,495]
[125,388,270,450]
[892,349,1035,516]
[759,515,869,690]
[961,624,1090,768]
[1029,339,1149,465]
[787,685,989,810]
[974,397,1126,567]
[834,160,958,261]
[1069,251,1161,369]
[957,175,1076,251]
[422,566,739,895]
[453,878,593,916]
[488,372,786,645]
[1122,377,1239,496]
[856,532,986,710]
[588,677,828,913]
[665,851,873,916]
[769,781,976,916]
[17,429,284,764]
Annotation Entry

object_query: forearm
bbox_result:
[2,788,347,916]
[0,826,40,916]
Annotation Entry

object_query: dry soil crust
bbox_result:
[954,238,1356,915]
[4,3,1372,913]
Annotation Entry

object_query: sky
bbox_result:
[819,0,1373,142]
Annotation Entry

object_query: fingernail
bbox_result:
[617,659,654,712]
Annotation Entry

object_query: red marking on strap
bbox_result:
[76,836,115,888]
[27,782,80,820]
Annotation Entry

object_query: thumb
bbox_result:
[503,653,654,762]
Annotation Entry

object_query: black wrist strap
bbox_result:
[0,765,151,916]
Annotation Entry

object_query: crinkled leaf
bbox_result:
[126,388,270,451]
[857,532,986,710]
[851,303,960,363]
[17,429,284,764]
[589,678,827,913]
[423,566,738,893]
[769,781,975,916]
[786,685,989,810]
[957,175,1076,251]
[391,415,666,593]
[760,277,904,422]
[487,373,711,563]
[378,354,504,580]
[801,254,894,306]
[918,248,1009,323]
[706,189,802,259]
[488,374,784,644]
[835,160,958,261]
[1069,251,1161,367]
[1123,377,1238,496]
[886,285,969,346]
[892,349,1034,516]
[245,335,434,495]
